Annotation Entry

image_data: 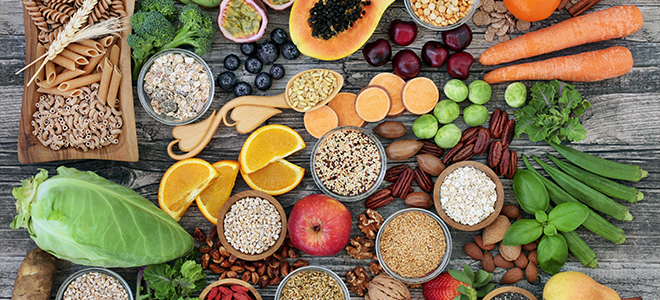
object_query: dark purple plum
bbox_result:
[422,41,449,68]
[392,49,421,80]
[442,24,473,51]
[447,51,474,80]
[389,19,418,46]
[363,39,392,67]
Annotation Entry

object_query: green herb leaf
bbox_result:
[463,264,474,281]
[457,285,472,296]
[514,106,537,139]
[503,219,543,246]
[544,224,558,236]
[477,283,496,297]
[548,202,589,232]
[452,295,462,300]
[535,211,548,223]
[512,170,549,214]
[529,82,556,113]
[473,270,491,287]
[449,269,472,286]
[538,234,568,275]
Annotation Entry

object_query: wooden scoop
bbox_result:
[167,69,344,160]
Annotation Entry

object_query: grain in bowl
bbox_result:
[440,165,497,226]
[223,196,282,255]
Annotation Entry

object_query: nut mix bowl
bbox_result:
[216,190,287,261]
[404,0,479,31]
[274,265,350,300]
[375,208,453,285]
[56,267,133,300]
[198,278,262,300]
[310,125,388,202]
[433,160,504,231]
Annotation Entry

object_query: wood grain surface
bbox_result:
[1,0,659,299]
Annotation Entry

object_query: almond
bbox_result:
[514,252,528,268]
[501,204,520,218]
[463,242,484,261]
[494,254,514,268]
[522,242,537,251]
[474,235,495,251]
[499,242,521,262]
[482,215,511,245]
[481,251,495,273]
[526,263,538,283]
[501,267,524,284]
[528,250,538,265]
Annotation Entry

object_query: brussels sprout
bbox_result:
[463,104,489,126]
[444,79,468,102]
[433,100,460,124]
[434,123,461,149]
[468,80,492,104]
[413,114,439,139]
[505,82,527,108]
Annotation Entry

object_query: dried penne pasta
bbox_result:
[55,65,65,74]
[76,39,104,53]
[38,87,82,97]
[36,44,47,82]
[37,68,86,88]
[66,43,100,57]
[98,35,114,47]
[97,58,112,105]
[45,61,56,84]
[51,55,76,70]
[106,65,121,107]
[109,44,120,66]
[59,48,89,65]
[58,73,102,91]
[83,54,104,73]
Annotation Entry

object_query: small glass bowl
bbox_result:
[404,0,480,31]
[310,126,387,202]
[274,266,350,300]
[375,208,453,284]
[56,267,134,300]
[137,48,214,126]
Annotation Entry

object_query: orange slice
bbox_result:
[241,159,305,196]
[239,124,306,174]
[195,160,240,225]
[158,158,218,221]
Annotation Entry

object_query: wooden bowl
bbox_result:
[433,161,504,231]
[198,278,262,300]
[217,190,287,261]
[483,286,538,300]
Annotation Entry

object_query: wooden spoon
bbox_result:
[167,69,344,160]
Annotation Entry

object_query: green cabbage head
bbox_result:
[11,166,193,267]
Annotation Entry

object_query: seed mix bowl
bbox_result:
[56,267,133,300]
[274,266,350,300]
[405,0,479,31]
[216,190,287,261]
[310,125,387,202]
[375,208,452,284]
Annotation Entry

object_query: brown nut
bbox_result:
[452,143,475,162]
[209,263,225,274]
[460,126,480,143]
[442,142,464,164]
[501,204,520,219]
[528,250,538,265]
[482,251,495,273]
[526,262,539,283]
[418,140,444,157]
[463,242,484,261]
[489,108,508,139]
[474,235,495,251]
[514,252,529,269]
[505,150,518,179]
[473,127,491,155]
[404,192,433,209]
[365,189,394,209]
[194,228,206,242]
[413,167,433,193]
[522,242,537,251]
[501,119,516,147]
[497,147,511,176]
[417,154,446,176]
[494,254,515,268]
[499,241,522,262]
[385,164,410,182]
[482,215,511,245]
[373,121,407,139]
[487,140,503,168]
[386,140,424,161]
[391,167,415,199]
[501,267,524,284]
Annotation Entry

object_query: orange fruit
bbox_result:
[158,158,218,221]
[241,159,305,195]
[503,0,560,22]
[239,124,306,174]
[195,160,240,225]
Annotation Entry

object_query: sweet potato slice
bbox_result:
[369,73,405,117]
[327,92,365,127]
[401,77,439,115]
[304,105,339,138]
[355,86,391,123]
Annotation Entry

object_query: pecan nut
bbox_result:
[498,147,511,176]
[501,119,516,147]
[414,167,433,193]
[505,150,518,179]
[459,126,480,143]
[452,143,475,162]
[418,140,444,157]
[487,140,503,169]
[384,164,410,182]
[442,142,464,164]
[474,127,491,155]
[489,108,508,139]
[463,132,479,146]
[365,189,394,209]
[391,167,415,199]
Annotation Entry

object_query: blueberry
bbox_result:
[269,64,285,80]
[216,71,237,90]
[270,28,288,45]
[256,41,280,64]
[281,41,300,60]
[244,57,263,74]
[223,54,240,70]
[233,82,253,97]
[254,72,273,91]
[240,42,257,56]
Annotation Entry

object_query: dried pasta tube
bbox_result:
[45,61,56,84]
[98,35,114,47]
[109,44,120,66]
[37,87,81,97]
[37,69,85,88]
[75,39,104,53]
[106,65,121,107]
[59,48,89,65]
[58,73,102,91]
[97,58,112,105]
[36,44,47,82]
[51,55,76,70]
[83,54,104,74]
[66,43,100,57]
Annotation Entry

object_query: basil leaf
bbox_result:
[512,170,549,214]
[473,270,490,287]
[538,234,568,275]
[449,269,472,286]
[544,224,557,236]
[463,264,474,281]
[548,202,589,232]
[503,219,543,246]
[535,211,548,223]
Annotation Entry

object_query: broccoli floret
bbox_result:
[137,0,178,22]
[127,34,156,79]
[158,4,215,56]
[128,11,176,79]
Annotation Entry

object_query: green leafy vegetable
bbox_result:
[512,170,549,214]
[503,219,543,246]
[447,264,495,300]
[514,80,591,143]
[11,167,193,267]
[141,258,206,300]
[537,234,568,275]
[548,202,589,232]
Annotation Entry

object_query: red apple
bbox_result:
[288,194,352,256]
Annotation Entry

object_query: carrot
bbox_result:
[369,73,406,117]
[355,86,391,122]
[479,5,643,66]
[401,77,439,115]
[327,92,365,127]
[304,105,339,138]
[483,46,633,84]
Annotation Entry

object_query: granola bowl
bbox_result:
[137,48,214,126]
[404,0,479,31]
[274,266,350,300]
[310,126,387,202]
[56,267,133,300]
[433,161,504,231]
[375,208,452,284]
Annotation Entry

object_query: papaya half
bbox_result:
[289,0,395,61]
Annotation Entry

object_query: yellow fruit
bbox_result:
[239,124,306,174]
[543,271,620,300]
[195,160,240,225]
[158,158,218,221]
[242,159,305,195]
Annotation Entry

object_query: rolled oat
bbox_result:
[224,197,282,255]
[440,166,497,225]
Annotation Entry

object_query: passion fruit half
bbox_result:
[261,0,294,10]
[218,0,268,43]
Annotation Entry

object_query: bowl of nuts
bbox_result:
[199,278,262,300]
[375,208,452,284]
[310,126,388,202]
[217,190,287,261]
[274,265,350,300]
[137,48,214,126]
[56,267,133,300]
[433,161,504,231]
[404,0,479,31]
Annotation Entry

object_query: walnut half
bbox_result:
[358,209,384,239]
[346,237,375,260]
[346,266,371,297]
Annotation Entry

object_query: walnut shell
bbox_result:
[368,275,411,300]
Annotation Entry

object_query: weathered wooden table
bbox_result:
[1,0,658,299]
